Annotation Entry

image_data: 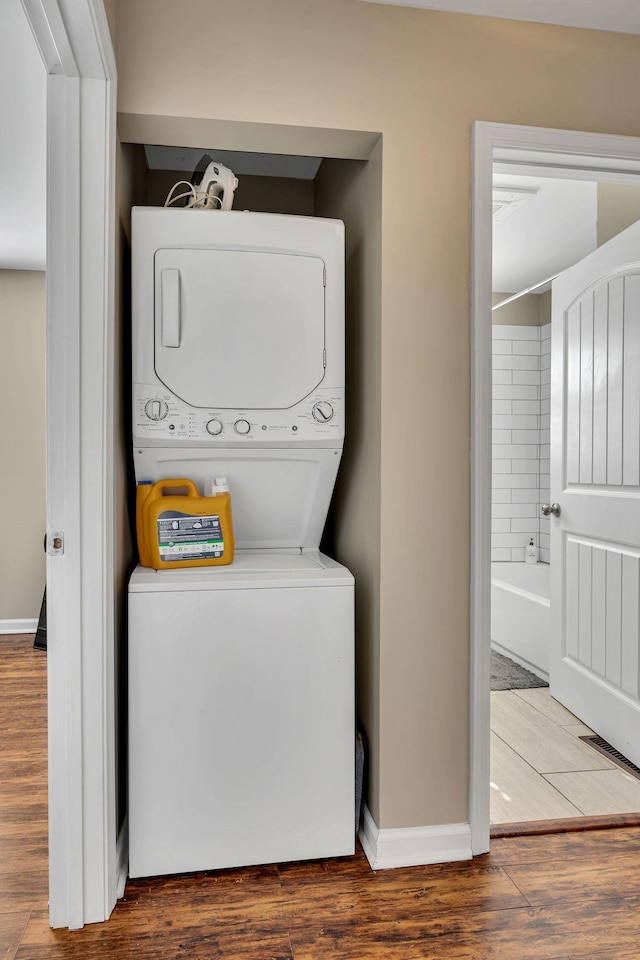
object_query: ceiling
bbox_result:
[0,0,46,271]
[492,175,598,293]
[360,0,640,35]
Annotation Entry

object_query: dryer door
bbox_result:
[154,248,326,409]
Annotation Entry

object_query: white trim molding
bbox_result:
[359,805,472,870]
[20,0,118,930]
[0,619,39,635]
[470,120,640,860]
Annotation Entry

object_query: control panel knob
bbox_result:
[234,418,251,435]
[206,418,223,436]
[312,400,335,423]
[145,399,169,421]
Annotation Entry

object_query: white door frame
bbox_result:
[20,0,120,927]
[470,121,640,856]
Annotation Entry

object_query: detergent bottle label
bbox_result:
[157,511,224,561]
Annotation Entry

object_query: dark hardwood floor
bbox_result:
[3,631,640,959]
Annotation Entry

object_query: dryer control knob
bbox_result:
[145,399,169,421]
[312,400,334,423]
[234,419,251,435]
[206,418,223,436]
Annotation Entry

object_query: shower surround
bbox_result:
[492,320,551,563]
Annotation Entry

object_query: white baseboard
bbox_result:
[359,804,472,870]
[0,618,38,635]
[116,816,128,899]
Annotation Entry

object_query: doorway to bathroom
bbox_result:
[470,123,640,853]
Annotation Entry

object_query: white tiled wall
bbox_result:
[492,323,550,564]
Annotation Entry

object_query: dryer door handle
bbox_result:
[161,268,181,348]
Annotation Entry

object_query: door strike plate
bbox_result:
[47,531,64,556]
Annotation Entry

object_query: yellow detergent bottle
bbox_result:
[136,478,234,570]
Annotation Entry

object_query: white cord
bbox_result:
[164,181,197,208]
[164,179,224,210]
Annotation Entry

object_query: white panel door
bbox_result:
[551,219,640,767]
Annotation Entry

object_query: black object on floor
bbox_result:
[34,589,47,651]
[491,650,547,691]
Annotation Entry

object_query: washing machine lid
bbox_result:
[154,248,326,409]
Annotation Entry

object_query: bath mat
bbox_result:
[491,651,548,691]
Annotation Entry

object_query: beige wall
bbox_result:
[0,270,46,622]
[114,0,640,830]
[538,290,551,326]
[492,291,551,326]
[103,0,116,47]
[492,291,540,326]
[597,182,640,246]
[315,149,383,819]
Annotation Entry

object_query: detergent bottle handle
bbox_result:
[153,478,199,498]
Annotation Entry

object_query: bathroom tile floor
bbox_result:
[490,688,640,824]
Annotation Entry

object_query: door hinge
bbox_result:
[323,265,327,286]
[47,531,64,556]
[323,348,327,368]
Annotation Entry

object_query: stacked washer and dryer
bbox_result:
[127,208,355,878]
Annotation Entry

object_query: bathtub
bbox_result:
[491,562,550,681]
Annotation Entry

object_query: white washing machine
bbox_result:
[128,208,355,878]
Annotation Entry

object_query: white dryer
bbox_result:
[128,209,355,878]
